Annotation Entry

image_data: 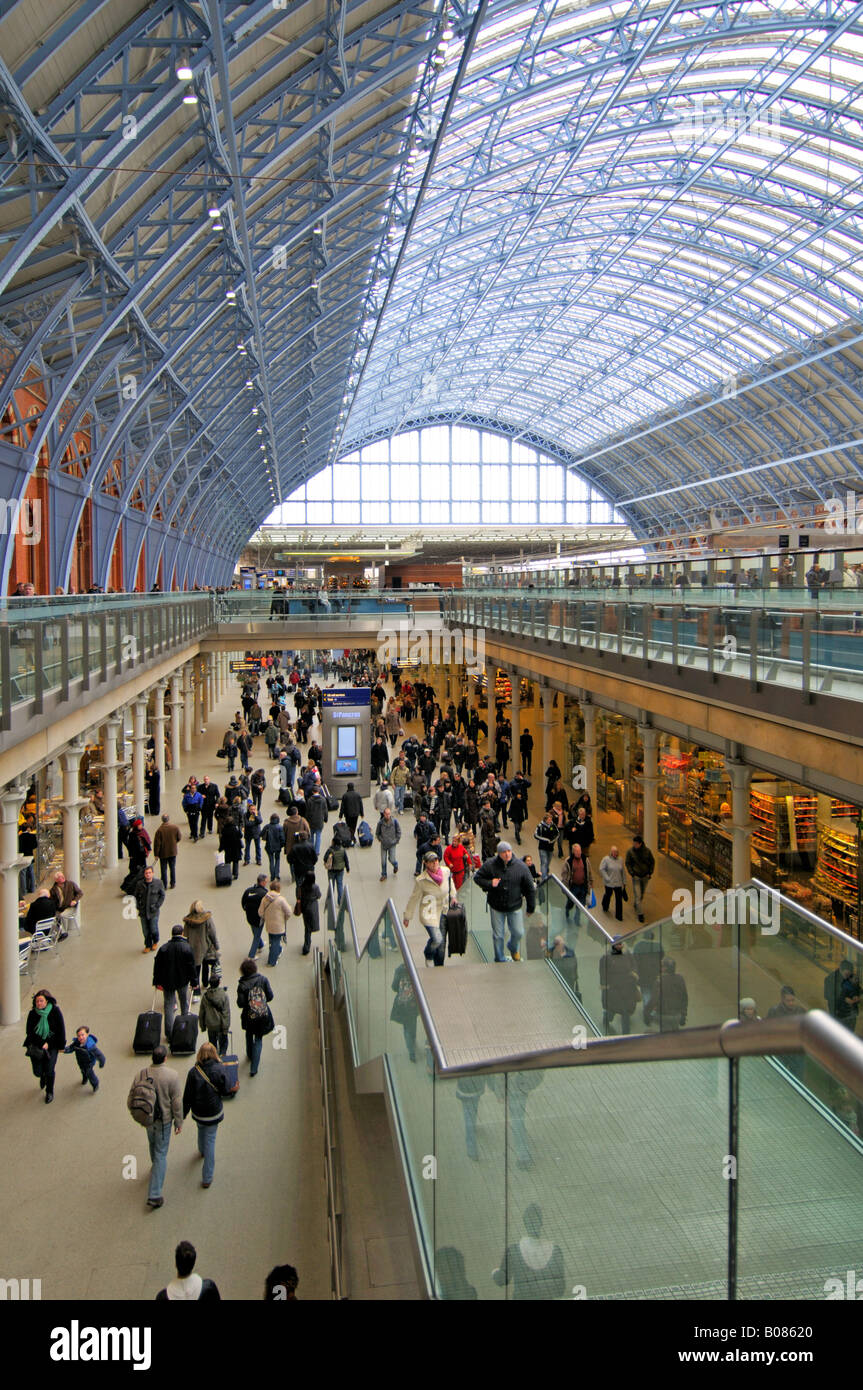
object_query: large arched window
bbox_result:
[266,426,626,528]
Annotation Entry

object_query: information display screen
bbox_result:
[335,726,359,775]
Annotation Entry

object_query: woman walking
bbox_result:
[237,958,275,1077]
[183,900,220,995]
[182,1042,231,1188]
[23,989,66,1104]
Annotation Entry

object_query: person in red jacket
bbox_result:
[443,833,476,891]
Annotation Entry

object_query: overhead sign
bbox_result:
[323,687,371,707]
[230,659,261,673]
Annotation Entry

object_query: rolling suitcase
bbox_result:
[133,994,162,1054]
[215,861,233,887]
[444,903,468,956]
[169,1010,197,1056]
[357,819,373,847]
[221,1031,240,1098]
[333,821,351,848]
[403,789,414,810]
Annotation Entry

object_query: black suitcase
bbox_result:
[215,861,233,887]
[133,995,162,1053]
[445,903,468,956]
[221,1032,240,1098]
[169,1012,197,1055]
[403,789,414,810]
[333,821,351,847]
[277,787,292,806]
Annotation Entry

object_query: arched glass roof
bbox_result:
[1,0,863,585]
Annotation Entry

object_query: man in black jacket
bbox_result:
[135,867,166,952]
[153,925,196,1039]
[200,777,220,838]
[338,783,364,845]
[474,841,537,963]
[305,786,329,855]
[242,873,269,958]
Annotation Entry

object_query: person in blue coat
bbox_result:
[63,1025,106,1092]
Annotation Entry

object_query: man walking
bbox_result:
[520,729,533,776]
[152,924,196,1038]
[339,782,364,845]
[625,835,655,923]
[135,865,166,952]
[138,1044,183,1209]
[242,872,270,958]
[533,812,557,882]
[598,845,626,922]
[200,776,219,838]
[473,840,537,964]
[153,813,181,890]
[375,806,401,881]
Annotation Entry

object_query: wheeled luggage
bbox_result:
[357,819,373,847]
[333,821,351,847]
[444,902,468,956]
[221,1031,240,1097]
[169,1011,198,1055]
[132,994,162,1054]
[215,861,233,887]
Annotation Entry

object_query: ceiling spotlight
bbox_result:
[257,427,263,434]
[252,406,259,415]
[313,225,322,236]
[225,288,236,300]
[246,379,253,388]
[212,220,223,231]
[176,54,193,81]
[310,279,318,291]
[208,205,220,219]
[182,89,198,104]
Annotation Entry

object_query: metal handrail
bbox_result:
[313,944,344,1301]
[751,877,863,955]
[332,885,863,1099]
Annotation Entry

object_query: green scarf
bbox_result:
[34,1003,52,1040]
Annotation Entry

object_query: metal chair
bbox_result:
[18,937,32,979]
[29,917,63,964]
[58,904,81,935]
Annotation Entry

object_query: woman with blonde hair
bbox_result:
[182,1042,231,1188]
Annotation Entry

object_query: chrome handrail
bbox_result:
[751,877,863,955]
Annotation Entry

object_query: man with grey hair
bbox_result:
[473,840,537,964]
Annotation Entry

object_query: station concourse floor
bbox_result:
[0,666,850,1301]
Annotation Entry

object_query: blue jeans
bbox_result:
[312,828,322,855]
[140,913,160,948]
[244,833,261,865]
[196,1120,218,1183]
[249,923,264,957]
[147,1120,172,1199]
[267,932,283,966]
[538,847,552,881]
[162,985,189,1039]
[268,852,281,879]
[489,907,525,963]
[328,870,344,902]
[394,785,405,813]
[380,844,398,877]
[424,913,446,966]
[246,1032,263,1075]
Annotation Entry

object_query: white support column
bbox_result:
[581,699,599,807]
[169,673,183,773]
[183,664,194,753]
[0,781,29,1025]
[206,653,216,717]
[132,697,148,814]
[60,741,88,889]
[152,681,167,783]
[539,687,554,779]
[727,758,754,887]
[199,657,209,727]
[640,724,659,854]
[100,715,125,871]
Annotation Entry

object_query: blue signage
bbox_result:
[323,688,371,707]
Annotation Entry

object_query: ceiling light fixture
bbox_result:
[176,53,193,81]
[182,89,198,105]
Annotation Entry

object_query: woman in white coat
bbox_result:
[403,850,455,967]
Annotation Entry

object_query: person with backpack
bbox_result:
[323,836,350,903]
[182,1041,232,1188]
[305,785,329,856]
[128,1044,183,1209]
[237,957,275,1076]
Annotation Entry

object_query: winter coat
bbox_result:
[443,841,473,890]
[201,783,220,812]
[241,883,268,928]
[263,820,285,854]
[135,877,166,917]
[219,821,243,862]
[24,1002,66,1054]
[259,891,292,936]
[183,911,220,967]
[153,822,182,858]
[373,786,395,815]
[324,844,350,874]
[198,984,231,1035]
[288,840,318,881]
[625,844,656,879]
[403,864,454,929]
[283,814,310,855]
[473,855,537,913]
[561,853,593,896]
[391,763,410,788]
[599,950,641,1013]
[305,791,329,832]
[375,816,401,849]
[237,971,274,1035]
[152,936,196,992]
[340,790,364,820]
[598,854,627,887]
[182,1056,230,1124]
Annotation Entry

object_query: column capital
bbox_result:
[726,758,753,790]
[103,713,124,732]
[60,740,87,769]
[0,782,27,821]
